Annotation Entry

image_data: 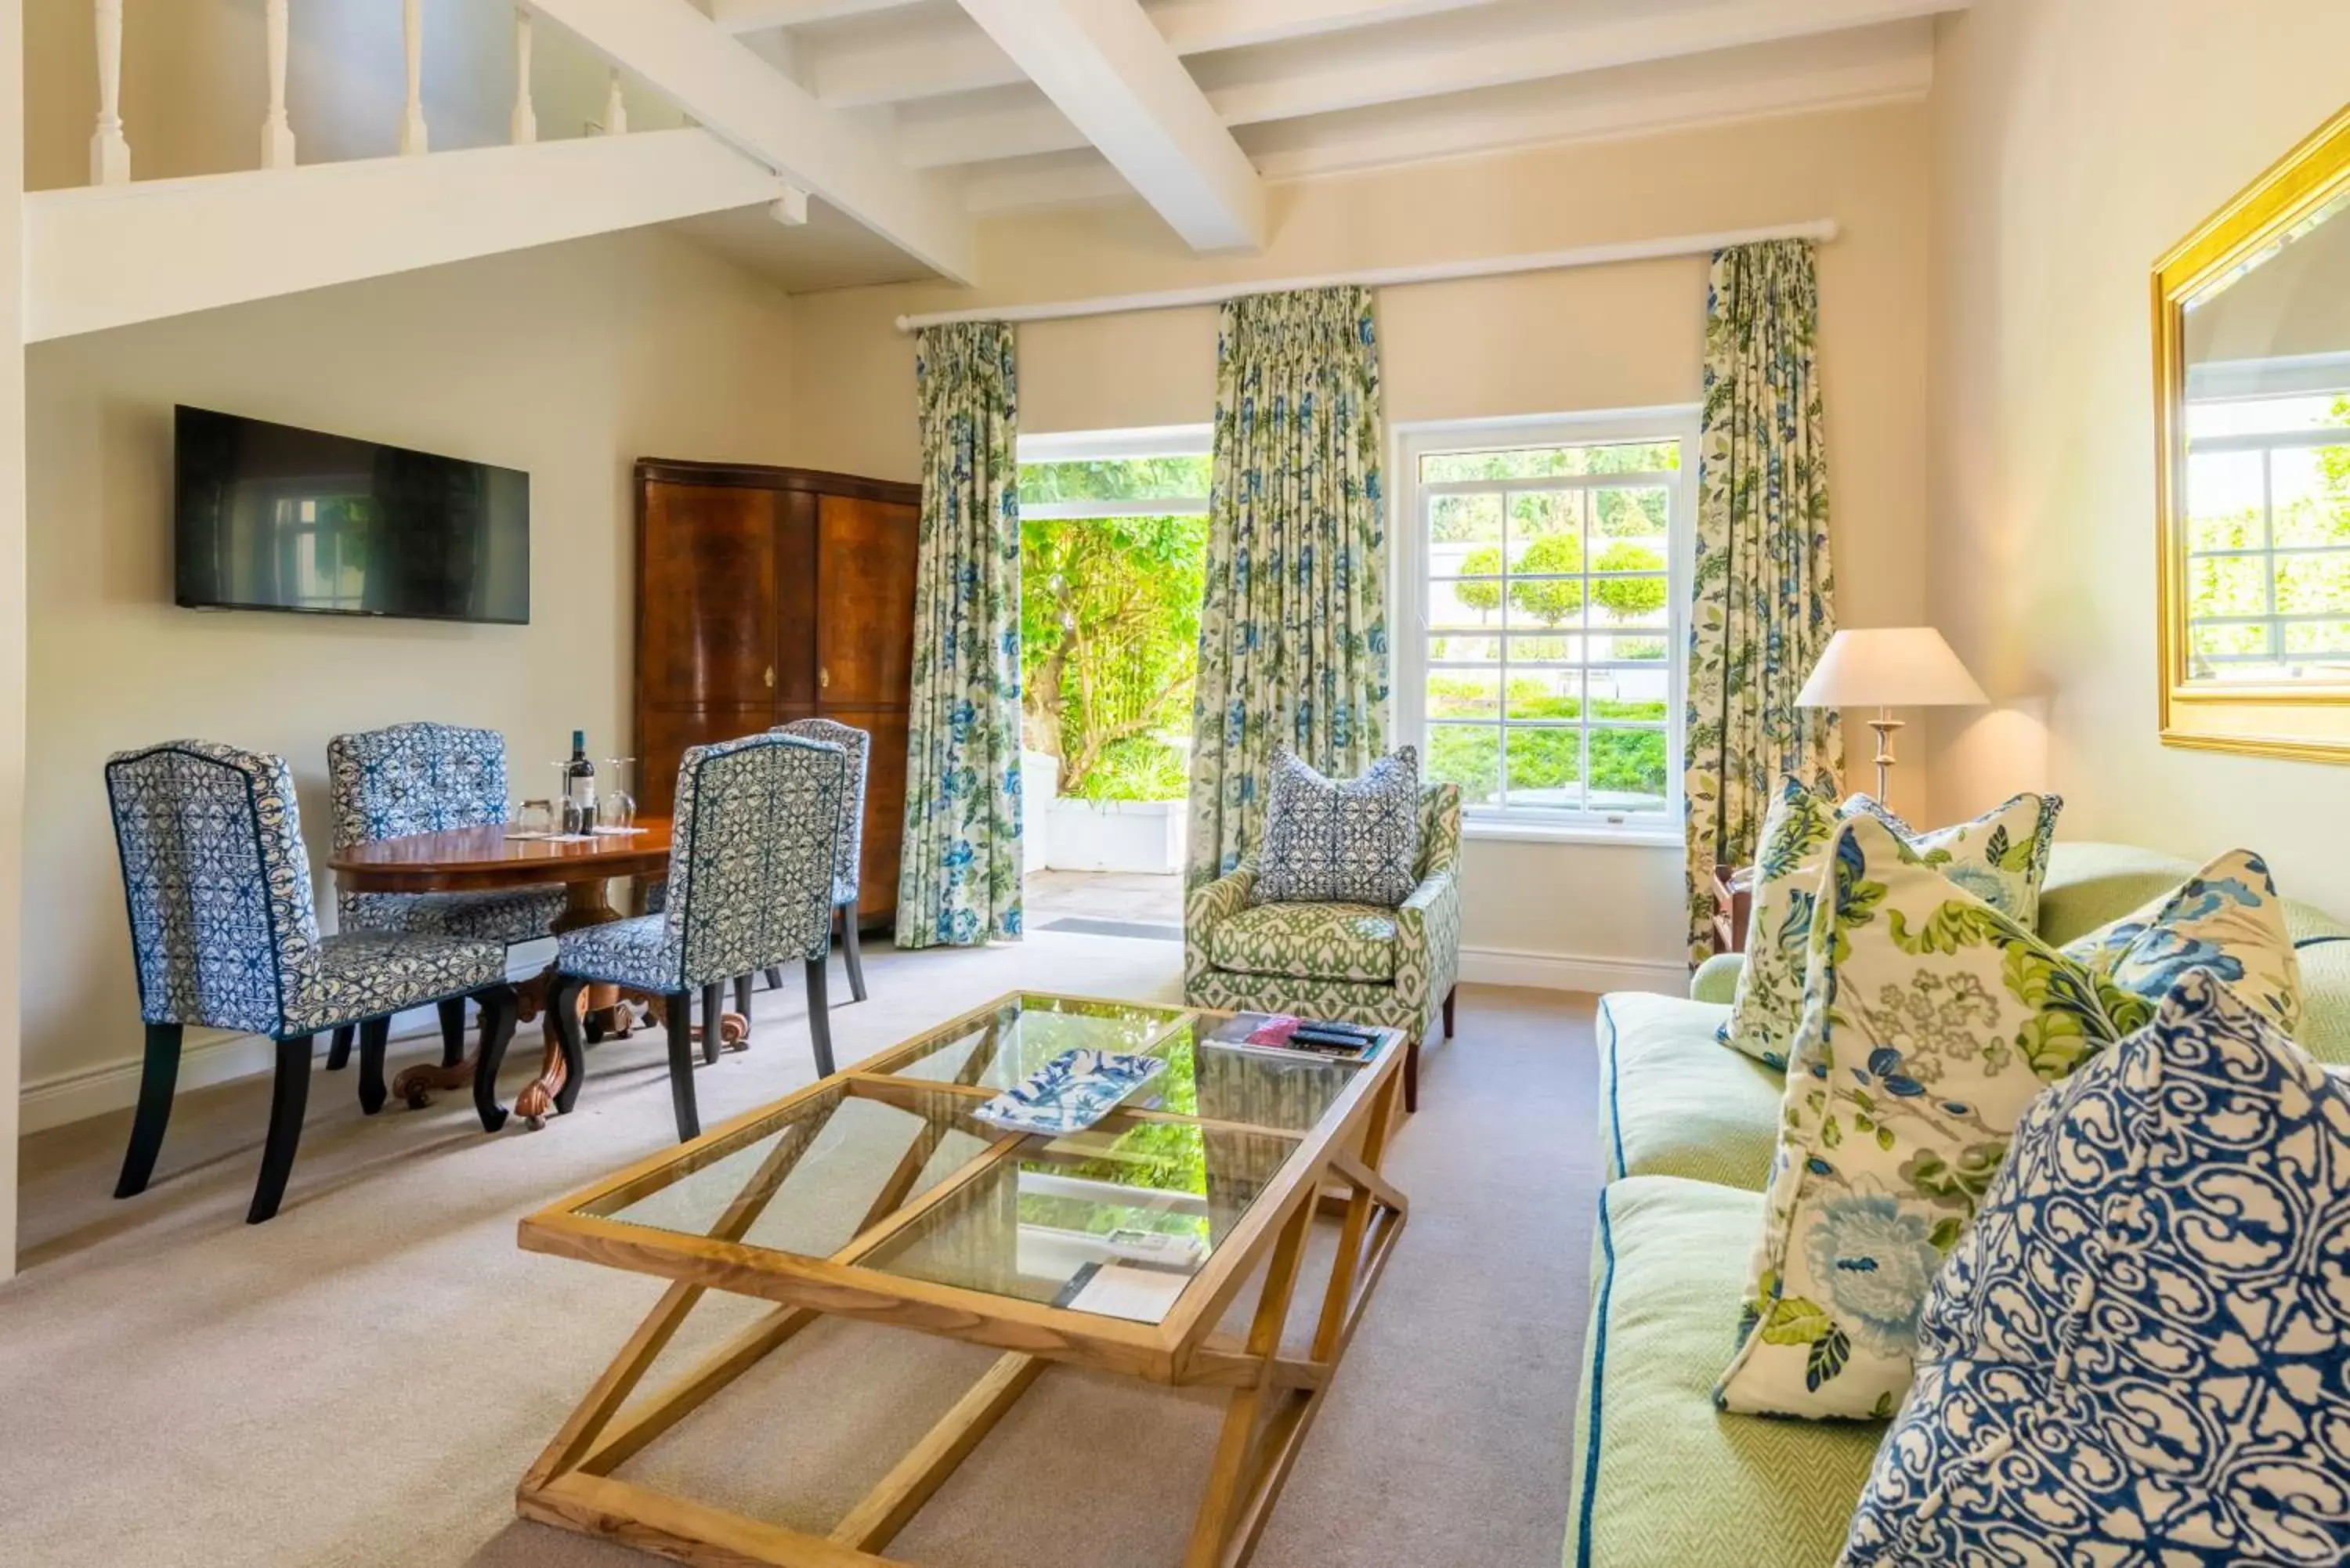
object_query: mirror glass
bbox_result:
[2178,188,2350,686]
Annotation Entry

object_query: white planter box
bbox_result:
[1044,797,1186,875]
[1021,750,1058,878]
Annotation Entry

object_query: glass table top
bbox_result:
[562,993,1386,1325]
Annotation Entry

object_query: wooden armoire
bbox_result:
[633,460,922,930]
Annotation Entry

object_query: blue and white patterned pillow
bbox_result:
[1842,970,2350,1566]
[1252,746,1422,908]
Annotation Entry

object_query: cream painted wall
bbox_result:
[2,0,30,1277]
[1925,0,2350,911]
[21,227,796,1111]
[789,103,1934,974]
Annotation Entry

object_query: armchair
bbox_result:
[1184,782,1462,1111]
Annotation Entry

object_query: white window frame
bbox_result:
[1393,407,1699,847]
[1018,424,1211,518]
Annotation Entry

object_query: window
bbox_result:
[1396,413,1695,839]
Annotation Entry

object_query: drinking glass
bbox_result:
[599,758,637,833]
[515,797,555,836]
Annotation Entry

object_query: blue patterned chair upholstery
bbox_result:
[768,717,871,1002]
[106,740,519,1223]
[546,732,848,1141]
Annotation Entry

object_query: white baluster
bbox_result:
[261,0,296,170]
[399,0,428,156]
[90,0,132,185]
[602,69,627,136]
[509,9,537,146]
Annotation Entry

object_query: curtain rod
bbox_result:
[891,219,1837,333]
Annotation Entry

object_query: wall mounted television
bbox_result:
[174,406,530,624]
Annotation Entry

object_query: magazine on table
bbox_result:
[1202,1012,1386,1064]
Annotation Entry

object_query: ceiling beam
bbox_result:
[900,0,1968,168]
[708,0,927,31]
[524,0,974,281]
[812,0,1503,110]
[950,0,1264,251]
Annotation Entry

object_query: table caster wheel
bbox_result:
[524,1113,547,1132]
[403,1088,431,1111]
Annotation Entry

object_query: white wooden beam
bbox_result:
[522,0,974,282]
[26,130,787,342]
[901,0,1969,168]
[950,0,1264,251]
[812,0,1502,110]
[710,0,927,32]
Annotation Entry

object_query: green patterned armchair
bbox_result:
[1184,782,1462,1111]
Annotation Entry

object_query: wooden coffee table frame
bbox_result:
[513,992,1410,1568]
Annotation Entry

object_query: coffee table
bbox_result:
[514,992,1410,1568]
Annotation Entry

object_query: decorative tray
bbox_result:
[971,1048,1167,1136]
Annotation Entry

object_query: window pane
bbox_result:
[1428,633,1502,663]
[1427,668,1500,720]
[1502,573,1585,630]
[2193,620,2269,658]
[2270,445,2350,547]
[2184,450,2265,551]
[1503,726,1582,807]
[1428,492,1504,569]
[2275,551,2350,616]
[2283,619,2350,657]
[2189,555,2268,619]
[1506,633,1582,664]
[1019,455,1209,504]
[1505,670,1582,721]
[1593,485,1671,543]
[1427,724,1502,804]
[1588,725,1670,810]
[1429,576,1506,630]
[1506,490,1582,573]
[1588,632,1668,663]
[1588,566,1669,630]
[1589,664,1672,721]
[1420,441,1678,483]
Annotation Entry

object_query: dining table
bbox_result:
[327,818,687,1128]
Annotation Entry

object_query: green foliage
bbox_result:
[1019,455,1210,505]
[1419,443,1679,482]
[1508,533,1585,626]
[1453,547,1504,614]
[1592,541,1668,619]
[1021,511,1206,801]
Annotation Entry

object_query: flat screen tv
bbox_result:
[175,406,530,624]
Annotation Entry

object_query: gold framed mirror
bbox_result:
[2155,103,2350,762]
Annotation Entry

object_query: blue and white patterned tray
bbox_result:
[971,1048,1167,1136]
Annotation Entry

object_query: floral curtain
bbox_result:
[1186,286,1390,886]
[898,322,1024,948]
[1684,240,1842,963]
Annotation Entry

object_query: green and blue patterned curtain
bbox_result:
[1684,240,1842,963]
[898,322,1024,948]
[1186,286,1390,886]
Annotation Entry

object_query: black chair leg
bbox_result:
[700,981,725,1066]
[1443,985,1456,1040]
[436,996,468,1070]
[762,966,784,992]
[804,956,834,1078]
[357,1018,390,1115]
[734,973,754,1039]
[325,1024,353,1071]
[249,1035,313,1224]
[114,1022,184,1199]
[665,989,700,1142]
[840,898,867,1004]
[475,984,526,1129]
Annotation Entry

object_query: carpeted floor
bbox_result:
[2,933,1600,1568]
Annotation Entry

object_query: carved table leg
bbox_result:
[512,877,621,1125]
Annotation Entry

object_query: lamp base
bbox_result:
[1866,710,1905,803]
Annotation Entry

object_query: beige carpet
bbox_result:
[3,932,1600,1568]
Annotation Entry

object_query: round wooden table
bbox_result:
[328,820,673,1125]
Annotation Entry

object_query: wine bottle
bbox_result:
[565,730,596,833]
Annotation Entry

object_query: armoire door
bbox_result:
[635,479,779,819]
[817,493,920,924]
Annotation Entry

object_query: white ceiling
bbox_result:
[645,0,1965,291]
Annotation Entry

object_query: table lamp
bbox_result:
[1796,627,1988,800]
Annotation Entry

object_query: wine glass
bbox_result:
[514,797,554,836]
[548,761,582,836]
[599,757,637,833]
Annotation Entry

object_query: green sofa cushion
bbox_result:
[1202,899,1398,984]
[1565,1177,1884,1568]
[1598,994,1780,1190]
[2032,840,2197,945]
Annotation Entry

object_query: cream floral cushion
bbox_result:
[1713,815,2298,1421]
[1204,901,1399,985]
[1719,782,2061,1068]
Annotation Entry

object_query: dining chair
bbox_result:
[324,722,564,1081]
[106,741,520,1223]
[756,717,871,1007]
[544,732,848,1142]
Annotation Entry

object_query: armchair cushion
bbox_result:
[1205,901,1399,985]
[1253,745,1423,907]
[556,913,671,992]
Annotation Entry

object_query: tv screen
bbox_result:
[174,406,530,624]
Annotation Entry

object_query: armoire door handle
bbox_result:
[819,667,830,690]
[763,664,774,689]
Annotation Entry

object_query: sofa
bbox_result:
[1564,842,2350,1567]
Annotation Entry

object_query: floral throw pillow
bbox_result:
[1842,973,2350,1566]
[1718,782,2061,1069]
[1251,746,1423,908]
[1713,815,2298,1421]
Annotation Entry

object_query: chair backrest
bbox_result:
[327,721,510,851]
[105,740,320,1036]
[662,732,847,985]
[1415,782,1463,880]
[772,717,870,904]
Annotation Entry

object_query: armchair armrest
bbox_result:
[1184,863,1256,989]
[1392,863,1462,1036]
[1691,951,1744,1005]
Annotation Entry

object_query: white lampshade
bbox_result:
[1797,627,1988,710]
